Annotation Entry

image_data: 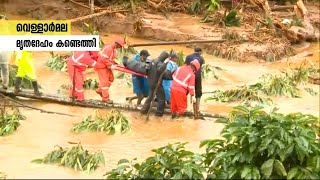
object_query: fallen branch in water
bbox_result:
[0,93,75,117]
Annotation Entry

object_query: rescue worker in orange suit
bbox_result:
[95,37,125,104]
[170,60,200,119]
[67,51,105,101]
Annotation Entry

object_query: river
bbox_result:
[0,31,319,178]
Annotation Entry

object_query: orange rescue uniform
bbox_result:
[95,44,117,101]
[67,51,105,101]
[170,65,195,115]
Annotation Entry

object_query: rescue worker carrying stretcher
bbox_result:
[170,60,200,119]
[14,51,42,96]
[185,47,205,115]
[162,53,178,105]
[129,49,151,105]
[67,51,105,101]
[140,51,172,117]
[95,37,125,104]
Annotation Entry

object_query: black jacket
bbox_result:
[122,51,173,88]
[122,56,148,75]
[146,51,172,88]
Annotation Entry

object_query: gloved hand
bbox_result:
[110,64,117,70]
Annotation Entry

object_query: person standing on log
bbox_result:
[185,47,205,114]
[129,49,151,105]
[14,51,42,96]
[67,51,105,101]
[140,51,172,117]
[95,37,125,104]
[171,60,200,119]
[162,53,178,105]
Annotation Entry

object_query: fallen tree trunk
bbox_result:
[271,5,294,11]
[0,89,225,119]
[128,39,229,47]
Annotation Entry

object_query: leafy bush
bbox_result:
[32,142,105,172]
[206,0,220,13]
[224,10,240,27]
[9,65,40,89]
[0,109,25,136]
[201,105,320,179]
[104,142,205,179]
[46,52,68,72]
[72,109,131,135]
[83,79,99,89]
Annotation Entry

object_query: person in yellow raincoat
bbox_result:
[14,51,42,95]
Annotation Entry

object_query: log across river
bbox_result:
[0,89,225,119]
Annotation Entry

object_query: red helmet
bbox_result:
[114,37,125,47]
[191,60,200,71]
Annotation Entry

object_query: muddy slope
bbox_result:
[2,0,320,62]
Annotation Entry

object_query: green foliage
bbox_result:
[72,109,131,135]
[224,10,240,27]
[0,172,6,180]
[81,23,105,48]
[32,142,105,172]
[104,142,205,179]
[201,105,320,179]
[202,64,219,79]
[206,66,318,104]
[83,79,99,89]
[207,85,272,104]
[206,0,220,13]
[8,65,40,89]
[46,52,68,72]
[188,0,202,14]
[176,50,185,66]
[0,109,25,136]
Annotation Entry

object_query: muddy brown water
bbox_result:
[0,31,319,178]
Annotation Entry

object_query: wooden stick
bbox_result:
[70,9,129,23]
[0,89,225,119]
[271,5,294,11]
[145,63,168,121]
[0,93,75,117]
[129,39,228,47]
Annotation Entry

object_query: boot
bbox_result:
[102,99,113,104]
[137,95,144,105]
[14,77,22,94]
[32,81,43,96]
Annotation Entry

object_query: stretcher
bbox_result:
[113,64,147,77]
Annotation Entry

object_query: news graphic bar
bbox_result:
[0,35,100,51]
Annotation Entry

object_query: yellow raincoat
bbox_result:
[15,51,37,80]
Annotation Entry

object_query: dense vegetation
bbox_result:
[0,109,25,136]
[104,105,320,179]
